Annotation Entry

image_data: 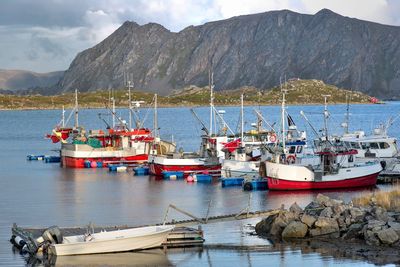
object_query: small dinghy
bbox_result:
[44,225,174,256]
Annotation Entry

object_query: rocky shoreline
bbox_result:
[255,194,400,265]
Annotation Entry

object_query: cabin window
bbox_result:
[379,142,390,149]
[348,155,354,162]
[296,146,303,154]
[370,142,379,149]
[350,142,360,149]
[344,141,351,148]
[361,142,368,149]
[289,146,296,154]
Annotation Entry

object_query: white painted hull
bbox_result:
[221,159,259,179]
[49,225,174,256]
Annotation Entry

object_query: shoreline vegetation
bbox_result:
[255,187,400,265]
[0,79,376,110]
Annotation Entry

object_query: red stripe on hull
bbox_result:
[149,163,221,177]
[62,154,148,168]
[267,172,379,190]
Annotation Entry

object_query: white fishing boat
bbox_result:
[263,94,382,190]
[47,225,174,256]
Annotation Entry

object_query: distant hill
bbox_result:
[58,9,400,98]
[0,69,63,93]
[0,79,375,110]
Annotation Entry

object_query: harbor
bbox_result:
[1,101,400,266]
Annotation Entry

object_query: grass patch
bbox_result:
[353,186,400,211]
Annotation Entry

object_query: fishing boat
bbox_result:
[46,225,175,256]
[148,72,228,177]
[47,90,175,168]
[221,95,307,180]
[263,93,382,190]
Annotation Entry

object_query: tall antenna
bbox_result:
[61,105,65,127]
[344,93,350,134]
[74,89,79,128]
[240,94,244,143]
[209,69,214,136]
[112,93,116,128]
[322,94,331,140]
[154,94,158,138]
[127,81,133,129]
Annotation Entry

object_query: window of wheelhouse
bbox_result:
[369,142,379,149]
[350,142,360,149]
[379,142,390,149]
[296,145,303,154]
[289,146,296,154]
[361,142,368,149]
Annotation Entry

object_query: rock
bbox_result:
[337,217,347,230]
[388,221,400,236]
[315,217,339,229]
[320,207,333,218]
[366,220,386,231]
[289,202,303,215]
[282,221,308,239]
[349,207,365,223]
[316,194,331,206]
[364,230,381,246]
[342,223,364,240]
[310,217,339,236]
[255,211,297,238]
[255,214,278,236]
[332,204,346,216]
[376,228,399,245]
[372,206,389,222]
[304,201,324,217]
[301,214,317,228]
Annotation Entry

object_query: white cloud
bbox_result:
[0,0,399,72]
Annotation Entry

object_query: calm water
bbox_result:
[1,102,399,266]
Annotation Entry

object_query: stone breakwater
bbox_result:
[255,194,400,246]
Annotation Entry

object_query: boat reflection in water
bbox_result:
[36,249,171,266]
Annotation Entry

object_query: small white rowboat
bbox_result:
[48,225,175,256]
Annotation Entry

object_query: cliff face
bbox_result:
[59,9,400,98]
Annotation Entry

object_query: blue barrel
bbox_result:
[27,155,45,161]
[162,171,184,180]
[134,167,149,176]
[243,179,268,191]
[44,156,61,163]
[84,161,92,168]
[221,177,245,187]
[96,161,103,168]
[196,174,212,183]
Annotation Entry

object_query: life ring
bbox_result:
[269,134,277,143]
[286,155,296,164]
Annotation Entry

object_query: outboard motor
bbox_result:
[42,226,63,244]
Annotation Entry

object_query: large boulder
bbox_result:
[320,207,333,218]
[388,221,400,236]
[282,221,308,239]
[301,214,317,228]
[349,207,365,223]
[372,206,389,222]
[255,211,297,238]
[304,201,324,217]
[289,202,303,215]
[376,228,399,245]
[310,217,339,236]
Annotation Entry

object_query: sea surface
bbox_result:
[1,102,399,266]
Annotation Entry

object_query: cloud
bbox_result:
[0,0,399,72]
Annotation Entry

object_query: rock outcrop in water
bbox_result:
[255,194,400,246]
[58,9,400,98]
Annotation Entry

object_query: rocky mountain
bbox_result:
[0,69,63,94]
[59,9,400,98]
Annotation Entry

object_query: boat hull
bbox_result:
[148,155,220,176]
[49,226,174,256]
[267,172,379,190]
[62,154,148,168]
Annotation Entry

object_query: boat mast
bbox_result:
[112,93,116,128]
[74,89,79,128]
[240,94,244,143]
[62,105,65,127]
[127,81,133,129]
[154,94,158,138]
[344,94,350,134]
[322,95,331,141]
[209,70,214,137]
[281,87,287,156]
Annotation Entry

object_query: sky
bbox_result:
[1,0,400,73]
